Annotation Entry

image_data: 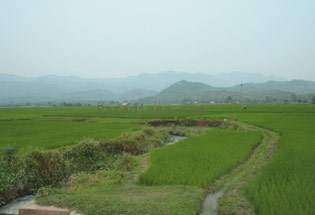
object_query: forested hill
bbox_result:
[137,80,315,104]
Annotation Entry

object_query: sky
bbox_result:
[0,0,315,80]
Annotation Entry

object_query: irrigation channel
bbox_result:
[0,195,34,215]
[198,121,279,215]
[0,136,187,215]
[165,135,187,146]
[200,191,223,215]
[166,136,224,215]
[0,120,279,215]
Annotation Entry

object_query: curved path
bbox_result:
[202,120,279,215]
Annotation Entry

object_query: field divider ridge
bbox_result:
[200,120,279,215]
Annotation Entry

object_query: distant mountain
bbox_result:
[0,72,163,104]
[151,81,215,104]
[0,72,313,105]
[61,89,118,102]
[0,73,33,82]
[96,71,285,91]
[0,80,66,100]
[60,88,158,102]
[0,71,285,93]
[120,88,158,101]
[253,80,315,94]
[214,72,286,86]
[0,85,156,104]
[137,81,229,104]
[138,80,315,104]
[223,80,313,95]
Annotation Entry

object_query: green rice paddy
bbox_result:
[139,129,262,187]
[0,120,141,151]
[0,104,314,215]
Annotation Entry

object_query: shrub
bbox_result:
[100,127,170,155]
[0,155,28,206]
[118,153,138,171]
[0,126,170,206]
[63,138,105,171]
[1,146,19,164]
[26,150,70,188]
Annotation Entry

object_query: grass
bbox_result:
[139,129,262,187]
[207,121,279,215]
[37,184,203,215]
[238,114,315,215]
[1,105,315,215]
[2,104,313,120]
[0,126,171,206]
[36,170,204,215]
[0,120,141,151]
[206,112,315,215]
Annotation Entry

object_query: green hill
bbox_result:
[137,80,313,104]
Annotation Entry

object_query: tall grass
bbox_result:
[139,129,262,187]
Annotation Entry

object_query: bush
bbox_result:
[100,127,170,155]
[26,150,70,188]
[0,153,28,206]
[2,146,19,164]
[63,138,104,171]
[118,153,138,171]
[0,126,170,206]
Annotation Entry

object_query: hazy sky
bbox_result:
[1,0,315,80]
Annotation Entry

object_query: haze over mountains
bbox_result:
[138,80,315,104]
[0,71,314,105]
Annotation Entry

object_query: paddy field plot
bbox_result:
[237,113,315,215]
[0,120,141,151]
[1,105,315,215]
[139,129,262,187]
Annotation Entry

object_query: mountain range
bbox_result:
[0,72,314,105]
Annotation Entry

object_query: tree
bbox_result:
[225,96,233,103]
[312,94,315,104]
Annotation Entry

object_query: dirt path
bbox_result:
[203,120,279,215]
[133,156,149,181]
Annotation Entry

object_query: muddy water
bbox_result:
[200,191,223,215]
[0,195,34,215]
[166,136,187,146]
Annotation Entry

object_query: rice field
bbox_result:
[1,105,314,215]
[139,129,262,187]
[0,120,141,151]
[235,113,315,215]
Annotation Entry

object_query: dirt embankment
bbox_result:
[147,119,223,127]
